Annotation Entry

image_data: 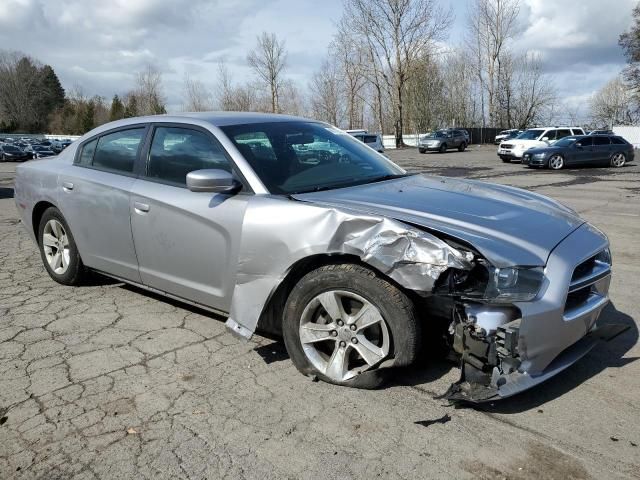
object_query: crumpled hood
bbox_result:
[293,175,585,267]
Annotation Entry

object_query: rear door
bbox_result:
[129,124,249,312]
[592,136,611,163]
[58,126,148,281]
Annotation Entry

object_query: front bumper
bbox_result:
[497,147,525,160]
[446,223,619,402]
[419,143,443,151]
[522,153,547,167]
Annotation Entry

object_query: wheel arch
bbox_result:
[255,253,415,337]
[32,200,57,240]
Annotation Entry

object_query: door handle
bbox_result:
[62,182,74,191]
[134,202,150,213]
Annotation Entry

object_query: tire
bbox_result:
[501,158,511,163]
[418,148,426,154]
[283,264,420,389]
[610,152,626,168]
[548,154,564,170]
[439,143,447,153]
[458,142,466,152]
[0,154,4,162]
[37,207,87,286]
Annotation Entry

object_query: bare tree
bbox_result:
[467,0,521,127]
[309,59,343,125]
[182,74,214,112]
[343,0,452,146]
[508,53,556,128]
[247,32,287,113]
[590,75,637,128]
[333,21,367,128]
[216,62,259,112]
[133,64,166,115]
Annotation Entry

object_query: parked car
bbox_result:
[419,129,467,153]
[494,129,521,145]
[350,132,385,153]
[14,112,620,402]
[588,129,614,136]
[0,144,31,162]
[498,126,586,162]
[522,135,634,170]
[25,145,56,159]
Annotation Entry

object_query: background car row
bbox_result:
[496,127,633,170]
[0,136,72,161]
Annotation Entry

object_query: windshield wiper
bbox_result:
[360,172,416,185]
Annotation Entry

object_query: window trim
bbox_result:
[140,122,253,193]
[73,124,151,178]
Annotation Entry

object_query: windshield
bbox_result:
[426,132,447,139]
[554,137,577,147]
[517,129,544,140]
[221,121,405,194]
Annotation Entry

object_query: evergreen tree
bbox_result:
[109,94,125,121]
[124,95,138,117]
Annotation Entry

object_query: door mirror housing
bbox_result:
[186,169,241,194]
[542,136,549,142]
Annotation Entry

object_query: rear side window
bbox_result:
[572,128,585,135]
[593,136,611,146]
[363,135,377,144]
[610,137,626,145]
[77,139,97,166]
[146,127,232,187]
[92,128,145,174]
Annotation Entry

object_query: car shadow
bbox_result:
[0,187,14,199]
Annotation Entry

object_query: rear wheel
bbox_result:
[548,154,564,170]
[418,148,426,154]
[38,207,87,285]
[283,264,420,389]
[501,157,511,163]
[439,143,447,153]
[610,152,626,168]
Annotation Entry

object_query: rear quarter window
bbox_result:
[77,139,97,165]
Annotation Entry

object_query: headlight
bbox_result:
[533,153,547,159]
[440,265,544,303]
[485,266,544,302]
[596,248,612,266]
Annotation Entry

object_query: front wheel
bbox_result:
[458,142,466,152]
[38,207,87,285]
[418,148,426,154]
[283,264,420,389]
[439,143,447,153]
[548,154,564,170]
[610,152,626,168]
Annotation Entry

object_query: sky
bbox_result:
[0,0,636,120]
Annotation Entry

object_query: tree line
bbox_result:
[2,0,640,141]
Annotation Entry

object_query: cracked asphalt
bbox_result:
[1,146,639,479]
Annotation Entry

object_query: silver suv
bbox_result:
[419,129,467,153]
[350,132,385,153]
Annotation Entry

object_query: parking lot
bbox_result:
[0,146,639,479]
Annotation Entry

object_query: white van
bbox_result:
[498,127,585,162]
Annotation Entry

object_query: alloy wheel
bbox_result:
[611,153,626,168]
[299,290,390,382]
[549,154,564,170]
[42,219,70,275]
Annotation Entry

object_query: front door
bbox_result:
[568,137,594,166]
[129,125,248,312]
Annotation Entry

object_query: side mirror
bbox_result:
[575,144,583,149]
[186,169,241,194]
[542,137,549,142]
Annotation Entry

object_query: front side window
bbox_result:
[593,136,611,146]
[146,127,232,186]
[221,121,405,195]
[92,128,145,174]
[556,129,572,139]
[575,137,593,147]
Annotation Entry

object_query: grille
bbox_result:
[502,144,514,149]
[563,250,610,317]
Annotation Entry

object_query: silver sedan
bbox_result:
[14,113,622,402]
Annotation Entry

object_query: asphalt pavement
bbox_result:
[0,146,639,479]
